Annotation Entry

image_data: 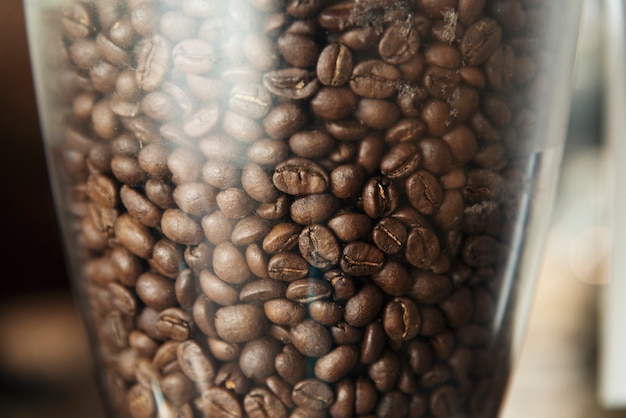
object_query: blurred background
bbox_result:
[0,0,620,416]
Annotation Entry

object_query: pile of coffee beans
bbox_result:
[41,0,550,416]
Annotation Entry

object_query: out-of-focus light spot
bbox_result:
[568,225,611,285]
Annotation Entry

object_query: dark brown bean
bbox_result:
[289,319,333,358]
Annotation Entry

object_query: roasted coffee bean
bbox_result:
[324,270,356,302]
[330,321,363,346]
[327,212,373,242]
[239,336,282,379]
[289,130,335,159]
[145,179,175,209]
[290,193,338,225]
[200,270,240,306]
[176,340,215,383]
[156,308,192,341]
[354,98,401,130]
[383,297,421,344]
[314,345,358,383]
[135,272,176,309]
[110,154,147,186]
[289,319,333,358]
[362,176,400,219]
[244,387,288,418]
[292,379,334,410]
[215,363,250,396]
[298,224,340,269]
[149,239,184,279]
[379,142,421,180]
[127,383,156,418]
[344,283,383,327]
[213,241,252,285]
[376,390,410,418]
[406,226,441,269]
[202,211,235,246]
[230,215,271,247]
[264,101,308,140]
[410,270,453,304]
[275,345,307,385]
[264,298,307,325]
[340,242,384,277]
[354,376,378,415]
[273,158,329,195]
[244,244,270,280]
[214,304,267,343]
[312,87,358,122]
[461,18,502,66]
[208,338,242,362]
[256,194,292,220]
[430,385,459,418]
[350,60,400,99]
[216,188,257,220]
[201,387,243,418]
[268,252,309,281]
[263,68,320,99]
[462,235,501,267]
[419,305,447,337]
[406,170,444,215]
[379,21,420,64]
[110,246,143,286]
[372,260,413,296]
[368,350,400,393]
[372,217,408,255]
[263,223,302,254]
[317,43,353,87]
[161,208,203,246]
[242,163,280,204]
[277,32,320,68]
[286,278,332,304]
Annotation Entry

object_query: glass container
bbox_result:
[24,0,583,417]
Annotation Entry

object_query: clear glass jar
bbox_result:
[24,1,583,417]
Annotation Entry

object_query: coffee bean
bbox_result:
[231,215,271,247]
[276,345,307,385]
[240,336,282,379]
[212,241,252,285]
[430,385,459,418]
[324,270,357,302]
[290,193,338,225]
[214,304,267,343]
[327,212,372,242]
[354,98,401,130]
[289,319,332,358]
[383,297,421,344]
[315,345,358,383]
[410,269,452,304]
[208,338,242,363]
[127,383,156,418]
[292,379,334,410]
[355,376,378,415]
[405,170,444,215]
[244,387,288,418]
[317,44,354,90]
[264,299,307,325]
[362,176,400,219]
[350,60,400,99]
[461,18,502,66]
[273,158,329,195]
[298,224,340,269]
[200,270,240,306]
[263,68,320,99]
[264,101,308,140]
[372,217,408,255]
[368,350,400,393]
[344,283,383,327]
[201,387,243,418]
[286,278,332,304]
[216,188,257,220]
[268,252,309,281]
